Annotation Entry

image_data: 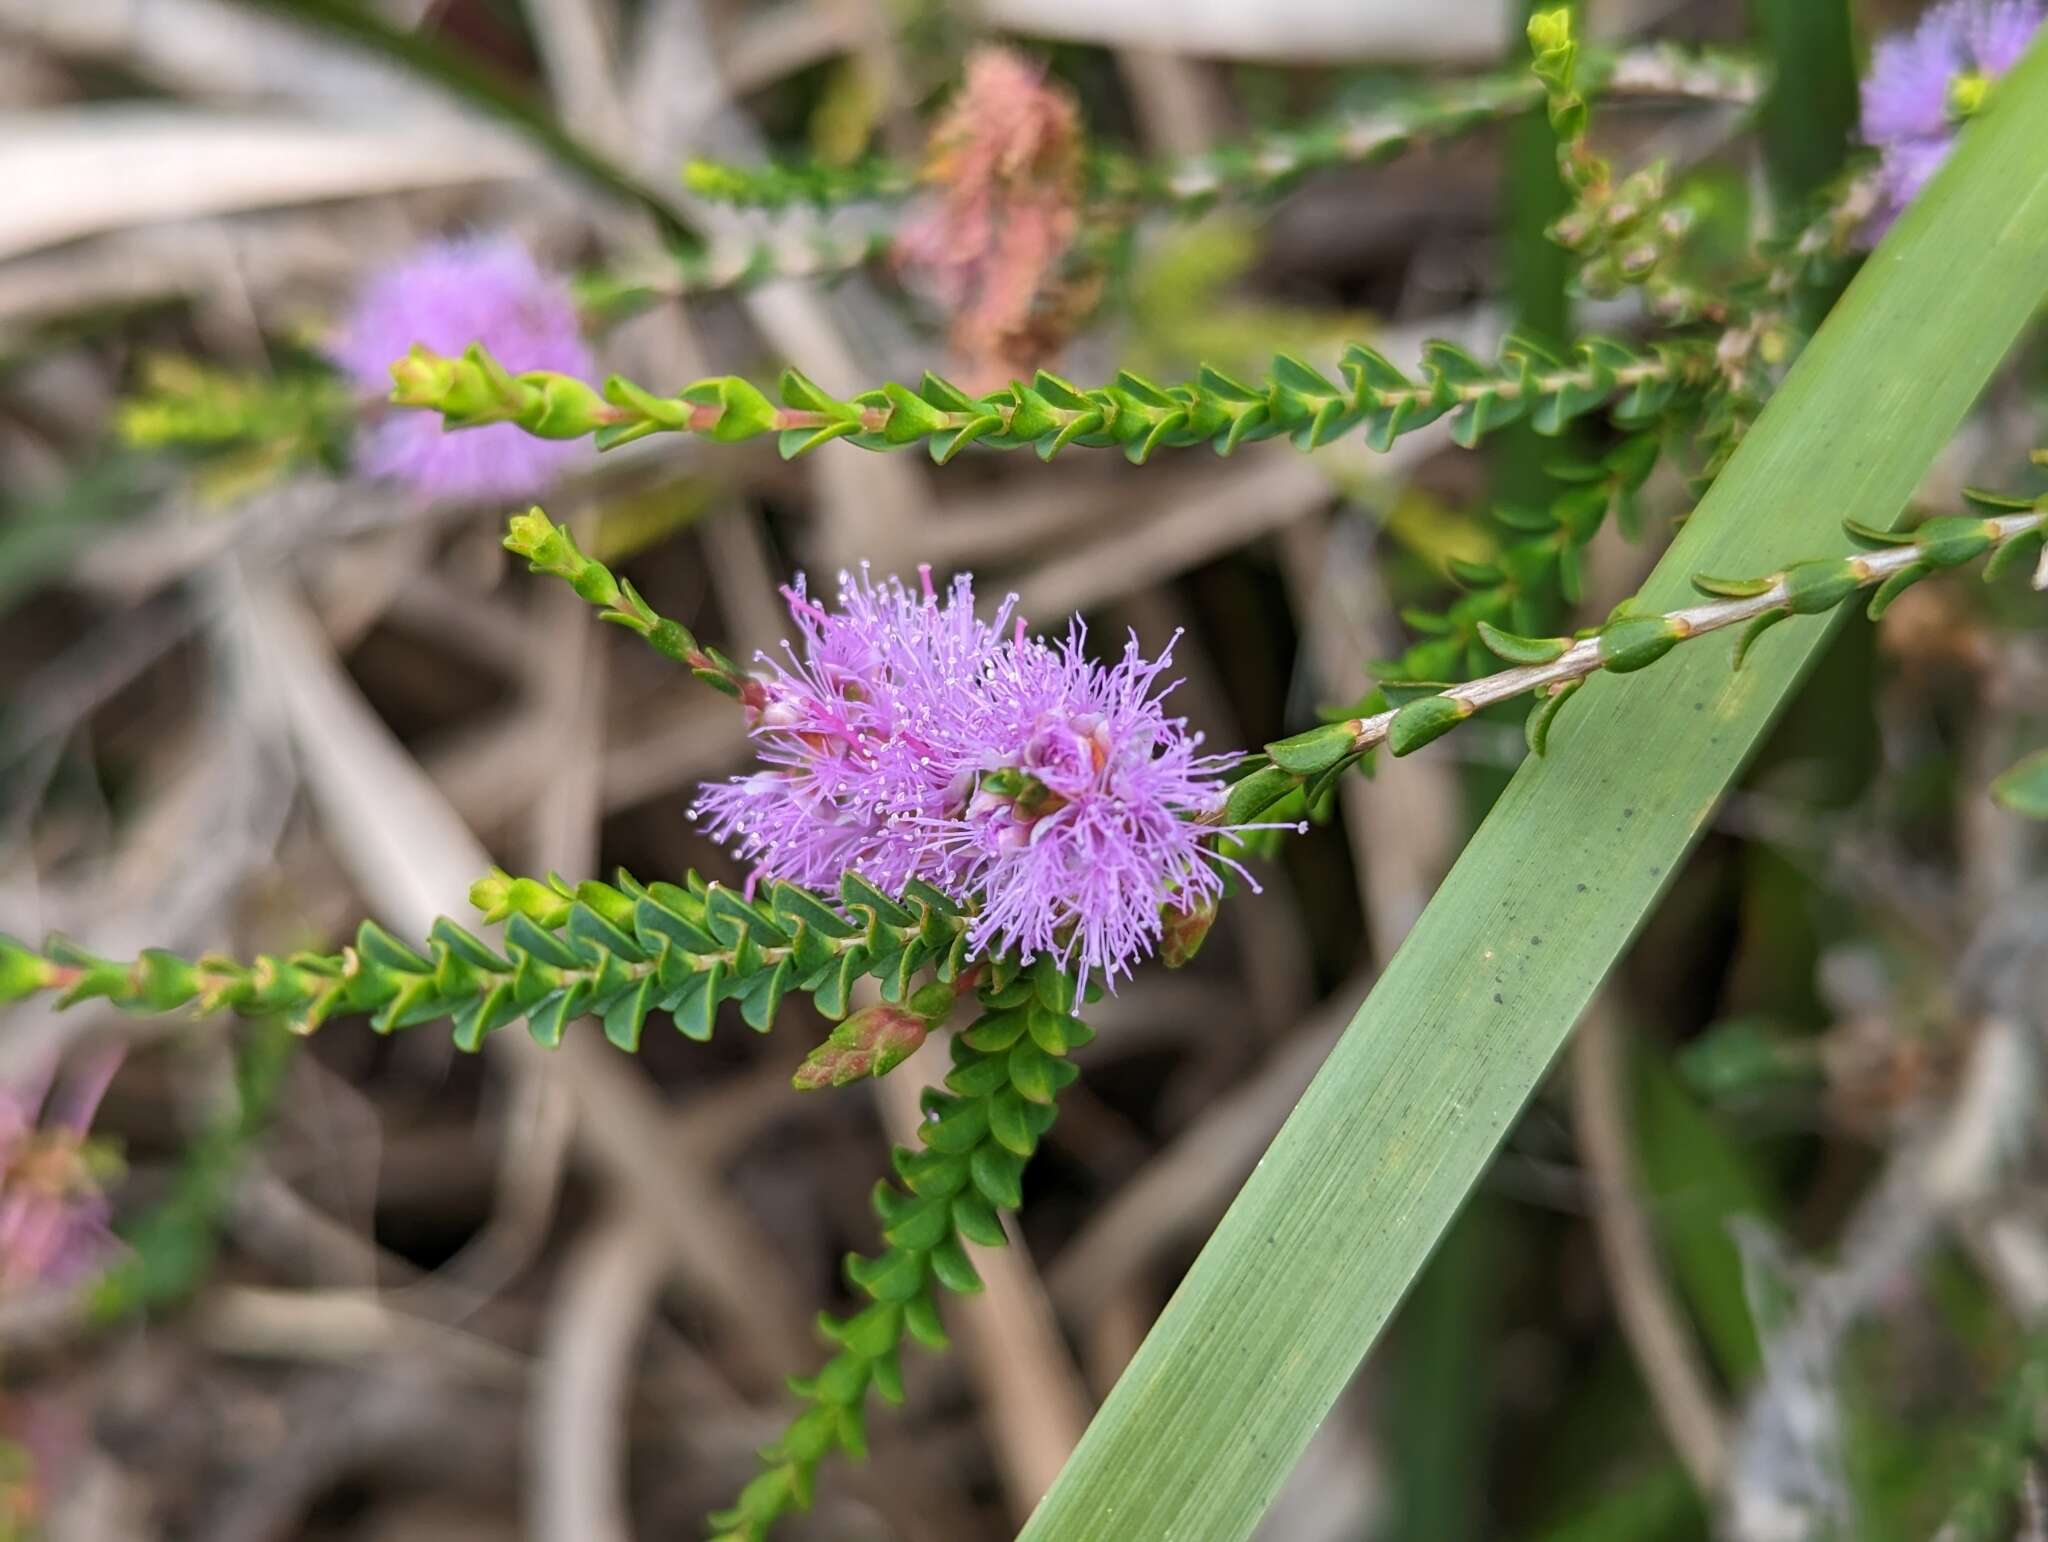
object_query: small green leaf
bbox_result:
[1270,354,1338,398]
[951,1193,1007,1248]
[1386,695,1471,757]
[829,1301,903,1359]
[1911,514,1997,568]
[1475,622,1569,665]
[675,964,722,1041]
[879,381,948,443]
[922,1095,990,1154]
[945,1054,1012,1098]
[845,1246,926,1304]
[1841,517,1914,547]
[962,1007,1029,1053]
[928,1236,983,1295]
[682,376,778,442]
[1264,723,1358,775]
[1691,573,1777,599]
[1984,526,2045,582]
[988,1089,1035,1157]
[896,1149,968,1200]
[1524,681,1581,756]
[1223,764,1299,826]
[969,1143,1024,1210]
[526,981,589,1048]
[778,421,860,458]
[1731,609,1790,671]
[1596,615,1684,674]
[1991,748,2048,817]
[1777,559,1863,615]
[1866,561,1930,619]
[902,1291,948,1350]
[1960,486,2039,513]
[1008,1039,1058,1104]
[882,1196,953,1252]
[602,975,655,1051]
[1446,557,1504,587]
[779,368,858,420]
[931,414,1003,464]
[1025,1001,1073,1057]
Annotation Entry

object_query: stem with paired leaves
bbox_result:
[1249,498,2047,813]
[683,42,1762,216]
[0,867,986,1054]
[390,334,1714,466]
[712,964,1088,1541]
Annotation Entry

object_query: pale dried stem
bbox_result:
[530,1210,669,1542]
[1346,513,2048,752]
[1570,999,1730,1493]
[232,571,815,1393]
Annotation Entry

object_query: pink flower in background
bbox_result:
[332,237,594,502]
[693,566,1269,990]
[1859,0,2044,234]
[0,1052,121,1294]
[894,47,1089,389]
[0,1389,87,1537]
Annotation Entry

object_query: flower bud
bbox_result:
[1160,895,1218,969]
[468,867,571,928]
[0,938,57,1006]
[792,1005,929,1090]
[387,344,457,409]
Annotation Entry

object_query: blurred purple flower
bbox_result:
[331,236,594,502]
[693,568,1272,991]
[1859,0,2044,235]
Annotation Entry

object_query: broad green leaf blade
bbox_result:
[1022,39,2048,1542]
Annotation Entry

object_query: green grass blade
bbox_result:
[1022,37,2048,1542]
[1748,0,1856,208]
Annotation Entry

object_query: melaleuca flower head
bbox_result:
[1859,0,2044,236]
[894,46,1090,388]
[694,566,1283,994]
[331,236,594,501]
[944,623,1265,999]
[691,563,1018,895]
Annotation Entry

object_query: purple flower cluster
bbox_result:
[332,236,594,503]
[693,567,1269,994]
[1860,0,2043,234]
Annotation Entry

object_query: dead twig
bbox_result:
[1570,999,1731,1494]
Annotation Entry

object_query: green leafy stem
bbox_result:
[576,228,893,321]
[2,862,1099,1540]
[711,964,1089,1540]
[389,332,1715,466]
[1254,496,2047,796]
[0,866,992,1056]
[681,42,1762,216]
